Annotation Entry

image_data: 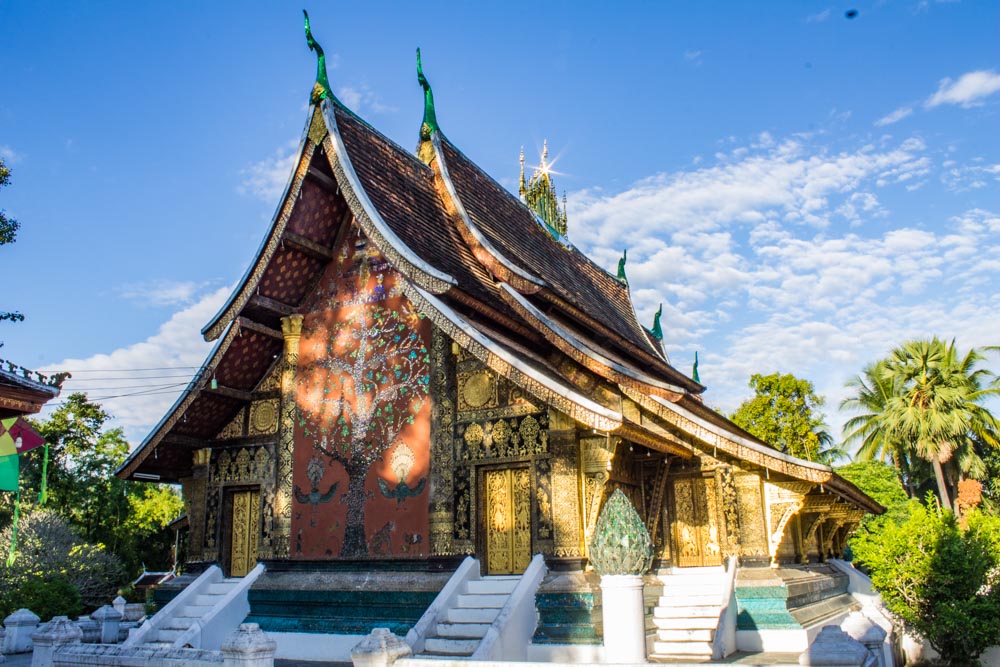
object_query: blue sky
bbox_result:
[2,1,998,446]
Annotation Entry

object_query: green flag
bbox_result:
[0,431,17,492]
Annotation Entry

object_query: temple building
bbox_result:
[118,17,881,662]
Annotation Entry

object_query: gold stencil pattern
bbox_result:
[249,399,279,436]
[485,467,532,574]
[217,408,245,440]
[229,489,260,577]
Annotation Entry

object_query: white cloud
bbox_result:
[117,280,212,307]
[239,139,299,202]
[41,288,230,445]
[336,85,397,115]
[806,9,831,22]
[683,50,703,65]
[874,106,913,126]
[925,70,1000,109]
[0,145,23,164]
[568,130,999,449]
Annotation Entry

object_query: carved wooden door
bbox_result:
[671,476,722,568]
[228,488,260,577]
[483,467,531,574]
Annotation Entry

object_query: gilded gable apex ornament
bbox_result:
[303,10,332,105]
[617,248,628,284]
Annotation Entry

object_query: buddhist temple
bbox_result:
[117,15,882,662]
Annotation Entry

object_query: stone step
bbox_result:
[163,618,197,631]
[466,578,518,595]
[648,653,713,664]
[658,594,719,606]
[653,604,719,618]
[651,640,714,656]
[435,622,491,639]
[424,637,479,655]
[662,566,723,576]
[153,628,185,643]
[456,593,507,608]
[444,607,500,624]
[177,605,213,618]
[143,641,174,648]
[192,593,224,607]
[652,616,718,630]
[662,583,722,594]
[656,628,715,642]
[206,582,239,595]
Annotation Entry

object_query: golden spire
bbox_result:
[519,146,526,198]
[521,139,567,238]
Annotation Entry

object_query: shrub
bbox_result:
[13,577,83,621]
[852,498,1000,666]
[0,509,125,614]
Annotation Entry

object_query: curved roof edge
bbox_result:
[430,132,546,293]
[404,283,622,432]
[623,387,883,514]
[498,283,693,399]
[202,111,317,342]
[320,100,456,294]
[116,319,239,480]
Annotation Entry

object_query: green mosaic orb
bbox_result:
[588,488,654,576]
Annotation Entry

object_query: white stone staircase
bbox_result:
[142,578,243,647]
[419,575,520,657]
[125,563,264,651]
[649,566,725,662]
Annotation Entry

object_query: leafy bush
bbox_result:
[11,577,83,621]
[852,498,1000,666]
[0,509,125,615]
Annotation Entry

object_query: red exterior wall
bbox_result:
[290,230,431,559]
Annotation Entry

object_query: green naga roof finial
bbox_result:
[617,249,628,283]
[650,304,663,341]
[692,351,701,383]
[416,48,439,140]
[304,10,332,105]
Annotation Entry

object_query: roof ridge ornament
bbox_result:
[303,10,332,105]
[417,48,439,139]
[617,249,628,284]
[692,351,701,383]
[650,304,663,341]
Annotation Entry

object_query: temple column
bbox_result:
[272,314,303,559]
[180,448,211,561]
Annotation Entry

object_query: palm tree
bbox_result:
[879,339,1000,511]
[841,361,921,495]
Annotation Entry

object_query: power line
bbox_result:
[56,366,205,373]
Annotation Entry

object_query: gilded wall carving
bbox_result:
[248,399,280,436]
[217,408,246,440]
[717,466,741,557]
[201,444,276,562]
[429,327,457,555]
[734,471,768,560]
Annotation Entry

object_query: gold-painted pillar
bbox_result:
[549,409,583,559]
[181,448,212,561]
[272,314,303,559]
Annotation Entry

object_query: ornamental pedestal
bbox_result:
[600,574,647,663]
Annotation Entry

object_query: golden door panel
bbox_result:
[671,476,722,568]
[484,467,531,574]
[229,489,260,577]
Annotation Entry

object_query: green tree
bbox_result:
[5,394,183,577]
[0,509,124,615]
[842,360,928,497]
[836,460,910,532]
[851,500,1000,666]
[730,372,834,462]
[0,157,25,324]
[877,339,999,511]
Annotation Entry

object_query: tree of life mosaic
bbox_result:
[293,232,431,559]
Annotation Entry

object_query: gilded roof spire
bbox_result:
[521,140,568,239]
[519,147,526,198]
[303,10,332,105]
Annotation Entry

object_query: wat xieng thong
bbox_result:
[118,13,882,663]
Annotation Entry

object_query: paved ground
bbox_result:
[718,651,801,664]
[0,653,32,666]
